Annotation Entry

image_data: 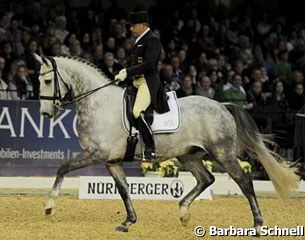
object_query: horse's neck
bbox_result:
[61,59,122,125]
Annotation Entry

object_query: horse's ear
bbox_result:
[34,53,51,67]
[34,53,44,65]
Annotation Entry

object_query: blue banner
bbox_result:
[0,100,81,165]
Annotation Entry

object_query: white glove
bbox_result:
[115,69,127,81]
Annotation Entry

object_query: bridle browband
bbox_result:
[39,56,119,110]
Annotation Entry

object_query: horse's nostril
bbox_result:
[42,112,52,118]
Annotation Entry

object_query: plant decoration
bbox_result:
[141,158,180,177]
[141,158,252,177]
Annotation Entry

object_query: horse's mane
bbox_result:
[57,55,111,82]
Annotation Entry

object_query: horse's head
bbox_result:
[35,53,71,118]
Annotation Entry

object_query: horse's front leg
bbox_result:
[106,162,137,232]
[45,150,99,215]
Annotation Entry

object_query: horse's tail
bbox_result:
[224,103,299,199]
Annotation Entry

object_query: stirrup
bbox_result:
[142,148,156,162]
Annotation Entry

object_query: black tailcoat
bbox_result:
[126,30,168,113]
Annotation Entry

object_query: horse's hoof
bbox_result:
[45,208,54,216]
[180,213,191,227]
[115,225,128,232]
[254,226,261,238]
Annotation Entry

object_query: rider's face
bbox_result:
[130,23,147,38]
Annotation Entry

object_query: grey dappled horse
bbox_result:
[35,54,299,234]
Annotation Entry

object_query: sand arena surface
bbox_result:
[0,192,304,240]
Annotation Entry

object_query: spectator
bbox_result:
[160,64,180,92]
[104,37,116,54]
[196,24,216,57]
[0,12,10,31]
[80,32,93,52]
[54,16,69,44]
[289,83,305,110]
[177,49,190,73]
[0,75,9,99]
[62,33,78,55]
[260,66,272,92]
[43,35,60,55]
[100,52,122,80]
[195,75,215,99]
[111,21,127,46]
[232,60,250,89]
[253,32,277,72]
[224,73,251,108]
[247,80,266,109]
[273,50,292,86]
[9,65,32,100]
[256,12,271,36]
[170,56,183,83]
[196,52,209,72]
[217,54,229,80]
[122,37,133,53]
[1,40,17,76]
[223,70,236,91]
[187,64,197,84]
[267,81,289,110]
[164,38,178,63]
[115,47,128,67]
[20,40,40,99]
[91,27,103,47]
[50,41,63,56]
[207,69,225,101]
[288,70,304,95]
[176,74,195,98]
[69,40,83,57]
[247,80,269,131]
[6,18,23,55]
[0,56,8,84]
[233,35,253,68]
[92,44,104,68]
[81,51,94,63]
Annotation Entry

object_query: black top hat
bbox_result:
[128,11,150,24]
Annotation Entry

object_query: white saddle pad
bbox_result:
[122,90,181,134]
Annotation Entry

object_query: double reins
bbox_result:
[61,79,119,107]
[40,56,119,109]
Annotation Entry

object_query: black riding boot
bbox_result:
[136,112,156,161]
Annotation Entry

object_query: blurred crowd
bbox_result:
[0,1,305,150]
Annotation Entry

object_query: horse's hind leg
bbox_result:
[177,152,215,226]
[214,149,262,234]
[106,162,137,232]
[45,150,99,215]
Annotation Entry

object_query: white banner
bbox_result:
[79,176,212,200]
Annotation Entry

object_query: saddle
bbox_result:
[122,86,181,161]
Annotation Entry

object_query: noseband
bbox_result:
[39,57,70,110]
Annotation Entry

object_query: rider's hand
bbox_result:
[115,69,127,81]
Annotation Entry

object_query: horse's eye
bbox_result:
[45,79,52,85]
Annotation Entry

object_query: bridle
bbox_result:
[39,56,119,110]
[39,57,71,110]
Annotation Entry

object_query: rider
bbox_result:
[115,11,169,161]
